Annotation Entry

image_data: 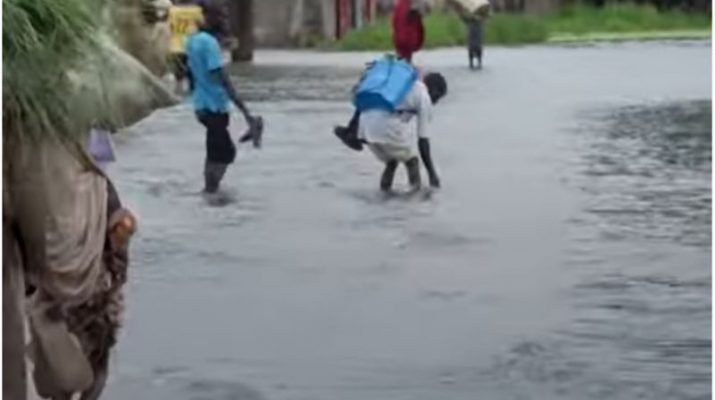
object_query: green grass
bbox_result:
[545,2,711,35]
[4,0,107,141]
[337,18,393,51]
[335,2,710,50]
[550,29,712,42]
[484,13,549,44]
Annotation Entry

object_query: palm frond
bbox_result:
[3,0,109,142]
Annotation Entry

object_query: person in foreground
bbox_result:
[185,1,260,193]
[359,72,448,192]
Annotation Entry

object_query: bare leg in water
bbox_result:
[380,161,399,192]
[405,157,422,190]
[204,161,229,193]
[380,157,421,192]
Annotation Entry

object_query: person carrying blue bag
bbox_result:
[334,55,448,191]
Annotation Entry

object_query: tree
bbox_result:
[229,0,255,62]
[4,1,173,399]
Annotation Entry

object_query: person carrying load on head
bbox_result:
[465,16,484,69]
[447,0,491,69]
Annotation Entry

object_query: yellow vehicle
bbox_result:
[168,4,203,86]
[169,4,203,54]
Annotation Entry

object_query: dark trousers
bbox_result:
[196,111,236,192]
[334,110,364,151]
[347,110,360,136]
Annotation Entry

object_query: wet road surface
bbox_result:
[104,41,711,400]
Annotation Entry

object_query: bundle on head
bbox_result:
[4,0,178,145]
[446,0,492,20]
[3,0,107,143]
[4,1,141,399]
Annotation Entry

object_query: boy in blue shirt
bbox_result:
[185,1,258,193]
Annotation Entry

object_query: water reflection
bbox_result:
[579,100,711,247]
[104,43,711,400]
[556,100,712,400]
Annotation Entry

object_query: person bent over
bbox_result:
[358,72,447,191]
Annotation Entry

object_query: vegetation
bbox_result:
[3,0,107,141]
[545,2,711,35]
[335,2,711,50]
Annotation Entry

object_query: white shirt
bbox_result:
[358,81,432,148]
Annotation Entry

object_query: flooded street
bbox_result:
[104,41,711,400]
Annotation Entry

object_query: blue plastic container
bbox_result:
[353,56,418,113]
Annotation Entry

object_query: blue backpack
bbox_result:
[353,55,418,113]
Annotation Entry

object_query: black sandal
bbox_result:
[333,125,363,151]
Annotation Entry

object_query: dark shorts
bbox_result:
[196,111,236,164]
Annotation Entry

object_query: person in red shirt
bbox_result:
[392,0,425,62]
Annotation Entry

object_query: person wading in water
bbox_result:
[334,0,426,152]
[185,0,260,193]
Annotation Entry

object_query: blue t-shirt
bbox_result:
[185,31,229,112]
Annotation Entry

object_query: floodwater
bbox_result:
[104,41,711,400]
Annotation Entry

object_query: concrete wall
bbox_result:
[253,0,337,47]
[254,0,294,46]
[253,0,378,47]
[433,0,563,13]
[252,0,565,47]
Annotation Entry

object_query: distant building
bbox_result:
[253,0,377,47]
[249,0,565,48]
[180,0,570,54]
[428,0,564,14]
[202,0,570,59]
